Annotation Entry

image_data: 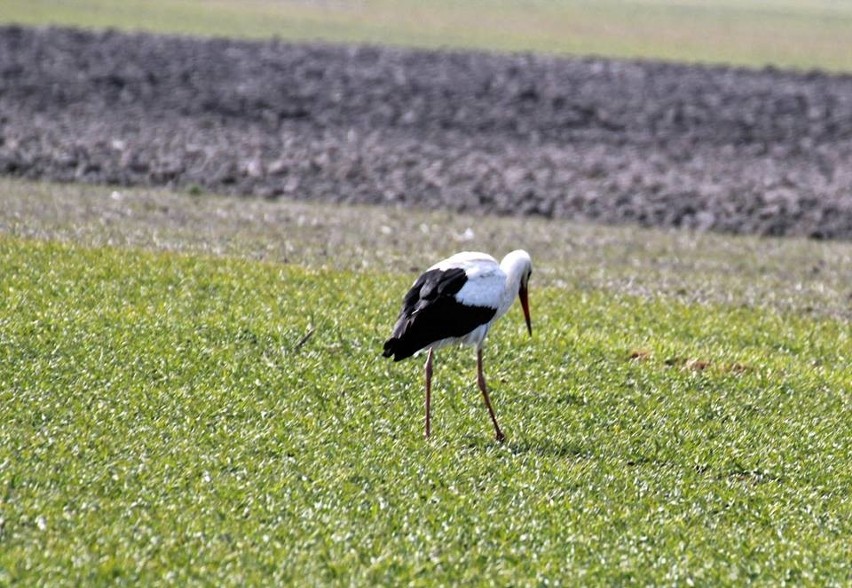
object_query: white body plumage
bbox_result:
[425,250,530,350]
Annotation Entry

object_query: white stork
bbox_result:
[382,250,533,442]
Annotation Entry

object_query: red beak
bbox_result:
[519,285,532,336]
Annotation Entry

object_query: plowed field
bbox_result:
[2,26,851,238]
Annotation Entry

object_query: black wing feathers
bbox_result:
[383,268,497,361]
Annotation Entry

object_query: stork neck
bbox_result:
[497,250,531,317]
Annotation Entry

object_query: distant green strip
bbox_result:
[2,0,852,71]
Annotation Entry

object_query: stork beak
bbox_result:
[519,285,532,336]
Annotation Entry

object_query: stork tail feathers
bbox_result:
[382,337,409,362]
[382,338,396,358]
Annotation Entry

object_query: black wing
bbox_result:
[382,267,497,361]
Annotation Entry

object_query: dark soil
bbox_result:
[2,25,851,239]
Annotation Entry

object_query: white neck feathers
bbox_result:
[497,249,532,317]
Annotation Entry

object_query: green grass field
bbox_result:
[2,0,852,583]
[1,180,851,584]
[2,0,852,71]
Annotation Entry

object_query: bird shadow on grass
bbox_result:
[508,438,594,461]
[463,435,592,461]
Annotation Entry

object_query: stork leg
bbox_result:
[424,348,434,439]
[476,348,505,442]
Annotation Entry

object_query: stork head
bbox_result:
[501,249,533,337]
[519,267,532,336]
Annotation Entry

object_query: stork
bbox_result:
[382,250,533,442]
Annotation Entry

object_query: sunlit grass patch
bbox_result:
[1,236,848,584]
